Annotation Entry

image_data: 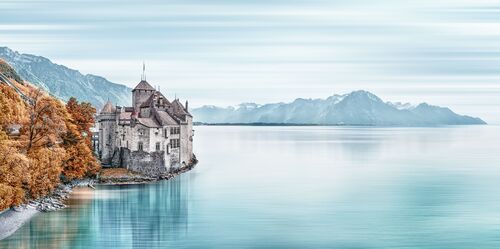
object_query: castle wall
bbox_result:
[120,148,167,177]
[180,117,193,165]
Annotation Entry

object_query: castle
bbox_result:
[97,72,194,175]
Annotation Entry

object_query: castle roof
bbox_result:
[140,91,171,108]
[172,99,191,117]
[100,100,115,113]
[132,80,155,92]
[155,110,179,125]
[137,117,161,128]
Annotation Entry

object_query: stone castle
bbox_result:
[97,73,194,176]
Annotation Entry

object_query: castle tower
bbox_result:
[132,63,156,111]
[98,100,117,165]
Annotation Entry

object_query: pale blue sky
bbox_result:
[1,0,500,123]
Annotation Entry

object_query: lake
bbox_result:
[1,126,500,249]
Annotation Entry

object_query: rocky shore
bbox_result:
[0,179,96,240]
[29,179,97,212]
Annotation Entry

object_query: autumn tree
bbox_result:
[61,97,100,181]
[26,147,65,198]
[21,88,67,153]
[66,97,95,146]
[61,121,99,181]
[0,131,28,210]
[0,84,28,130]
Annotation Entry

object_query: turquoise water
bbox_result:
[2,126,500,249]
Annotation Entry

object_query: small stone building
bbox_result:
[97,77,194,176]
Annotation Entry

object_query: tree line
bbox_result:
[0,79,100,210]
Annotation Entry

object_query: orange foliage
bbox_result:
[63,97,100,180]
[0,84,28,130]
[20,88,67,153]
[61,121,100,181]
[26,147,65,199]
[66,97,95,146]
[0,62,100,209]
[0,132,28,210]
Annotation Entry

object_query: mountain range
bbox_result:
[191,91,486,126]
[0,47,131,108]
[0,46,486,126]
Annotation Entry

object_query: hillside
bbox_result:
[0,47,131,108]
[191,91,486,126]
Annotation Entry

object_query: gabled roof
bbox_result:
[171,99,190,116]
[140,91,172,108]
[132,80,155,92]
[155,110,179,125]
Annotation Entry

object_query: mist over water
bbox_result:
[1,126,500,249]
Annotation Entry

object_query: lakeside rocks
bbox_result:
[28,178,97,212]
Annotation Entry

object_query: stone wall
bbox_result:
[119,148,168,177]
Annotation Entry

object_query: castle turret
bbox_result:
[98,100,117,165]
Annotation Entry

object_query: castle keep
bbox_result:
[97,74,194,175]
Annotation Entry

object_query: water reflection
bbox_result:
[0,177,189,249]
[2,126,500,249]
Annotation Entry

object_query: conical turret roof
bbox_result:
[100,100,115,113]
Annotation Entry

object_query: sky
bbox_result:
[1,0,500,123]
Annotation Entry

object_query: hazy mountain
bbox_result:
[0,47,131,108]
[192,90,486,126]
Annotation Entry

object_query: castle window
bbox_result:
[138,129,145,136]
[156,142,161,151]
[164,128,168,138]
[138,142,143,151]
[170,139,180,148]
[170,127,180,135]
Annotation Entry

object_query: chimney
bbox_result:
[185,100,189,111]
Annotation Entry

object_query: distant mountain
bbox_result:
[191,90,486,126]
[0,47,131,108]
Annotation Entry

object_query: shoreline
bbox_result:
[0,160,198,241]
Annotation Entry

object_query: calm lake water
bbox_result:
[2,126,500,249]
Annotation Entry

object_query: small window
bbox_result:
[156,142,160,151]
[170,127,180,135]
[138,142,143,151]
[164,128,168,138]
[170,139,180,148]
[138,129,145,136]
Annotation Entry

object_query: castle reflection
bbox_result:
[0,175,190,249]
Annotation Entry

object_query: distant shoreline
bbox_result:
[193,122,487,127]
[194,122,372,126]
